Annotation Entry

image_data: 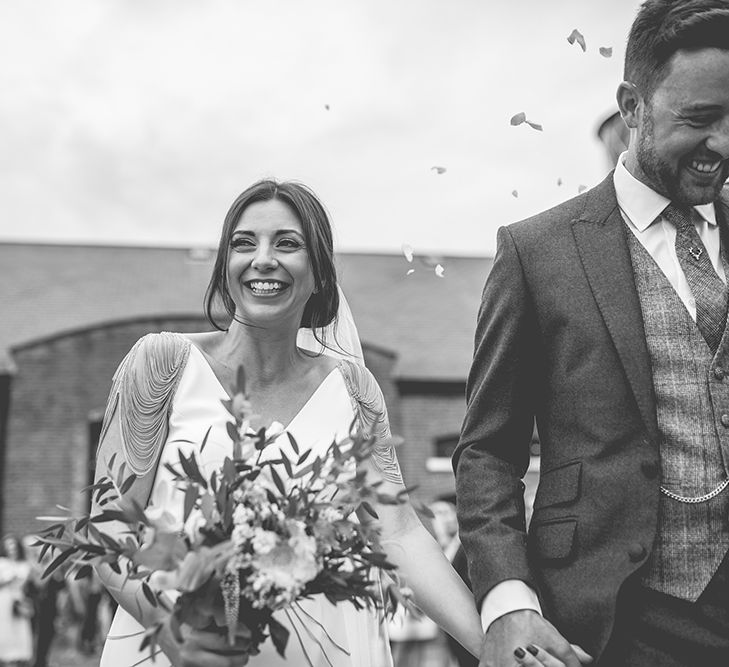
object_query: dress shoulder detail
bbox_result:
[338,359,403,484]
[99,332,192,477]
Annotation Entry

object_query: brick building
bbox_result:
[0,242,514,535]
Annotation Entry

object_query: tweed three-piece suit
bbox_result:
[454,173,729,659]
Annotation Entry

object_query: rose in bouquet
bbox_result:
[35,367,414,664]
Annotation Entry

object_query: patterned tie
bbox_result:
[662,203,729,353]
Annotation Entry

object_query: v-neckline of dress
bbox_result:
[187,342,343,432]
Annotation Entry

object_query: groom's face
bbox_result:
[633,48,729,205]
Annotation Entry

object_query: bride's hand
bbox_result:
[177,628,251,667]
[157,622,250,667]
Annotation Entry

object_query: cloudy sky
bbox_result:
[0,0,642,257]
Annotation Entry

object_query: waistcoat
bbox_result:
[626,227,729,601]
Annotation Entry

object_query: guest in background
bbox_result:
[0,534,34,667]
[22,537,65,667]
[68,569,105,655]
[430,500,460,562]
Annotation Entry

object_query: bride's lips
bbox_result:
[244,279,291,297]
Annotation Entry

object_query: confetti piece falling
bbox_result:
[406,268,415,276]
[567,29,587,52]
[431,166,447,174]
[557,177,563,186]
[578,184,587,193]
[512,190,519,198]
[510,112,543,131]
[402,244,414,263]
[510,112,527,126]
[599,46,613,58]
[435,264,445,278]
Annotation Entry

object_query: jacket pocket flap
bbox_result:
[534,460,582,508]
[533,518,577,561]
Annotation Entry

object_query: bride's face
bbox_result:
[227,199,316,329]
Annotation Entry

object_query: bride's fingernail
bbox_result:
[514,647,526,659]
[527,644,539,656]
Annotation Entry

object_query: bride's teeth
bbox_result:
[250,281,284,292]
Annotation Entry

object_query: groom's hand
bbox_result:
[478,610,592,667]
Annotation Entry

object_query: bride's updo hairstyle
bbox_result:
[204,179,340,337]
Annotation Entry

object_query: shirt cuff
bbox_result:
[479,579,542,633]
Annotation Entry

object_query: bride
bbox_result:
[95,179,483,666]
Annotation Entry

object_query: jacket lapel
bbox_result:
[571,174,659,444]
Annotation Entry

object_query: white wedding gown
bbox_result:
[100,341,393,667]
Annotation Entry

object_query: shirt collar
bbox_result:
[613,152,717,231]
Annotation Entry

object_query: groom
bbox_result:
[454,1,729,665]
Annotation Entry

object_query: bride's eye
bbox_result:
[230,237,256,250]
[277,238,303,250]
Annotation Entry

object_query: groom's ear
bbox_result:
[616,81,642,129]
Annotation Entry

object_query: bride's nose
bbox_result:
[251,244,279,271]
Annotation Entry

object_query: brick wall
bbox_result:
[4,318,207,535]
[397,393,466,504]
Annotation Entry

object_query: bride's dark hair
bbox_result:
[204,179,340,342]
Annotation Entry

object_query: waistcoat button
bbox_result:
[628,544,647,562]
[715,366,725,380]
[721,414,729,428]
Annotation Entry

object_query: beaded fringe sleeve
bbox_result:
[98,332,191,477]
[339,359,404,485]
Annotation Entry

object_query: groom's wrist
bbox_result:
[480,579,542,633]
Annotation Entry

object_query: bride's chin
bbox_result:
[231,309,301,334]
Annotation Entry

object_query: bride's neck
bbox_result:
[217,320,305,388]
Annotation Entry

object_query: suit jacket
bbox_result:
[453,172,729,656]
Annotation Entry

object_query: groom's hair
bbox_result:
[624,0,729,100]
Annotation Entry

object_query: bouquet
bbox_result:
[35,367,414,664]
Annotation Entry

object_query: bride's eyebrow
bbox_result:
[231,229,303,237]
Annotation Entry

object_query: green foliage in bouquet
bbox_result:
[35,366,415,664]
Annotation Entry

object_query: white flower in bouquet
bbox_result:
[318,506,343,523]
[147,542,233,592]
[252,538,320,593]
[183,511,209,547]
[251,529,278,555]
[145,505,182,536]
[265,420,285,440]
[232,523,254,546]
[232,504,254,526]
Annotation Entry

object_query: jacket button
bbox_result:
[641,461,659,479]
[628,544,647,562]
[715,366,725,380]
[722,414,729,428]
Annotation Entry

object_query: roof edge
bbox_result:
[11,313,208,354]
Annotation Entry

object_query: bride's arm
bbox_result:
[95,413,248,667]
[356,456,484,657]
[93,411,185,665]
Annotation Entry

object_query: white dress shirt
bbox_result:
[614,153,724,315]
[479,153,722,633]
